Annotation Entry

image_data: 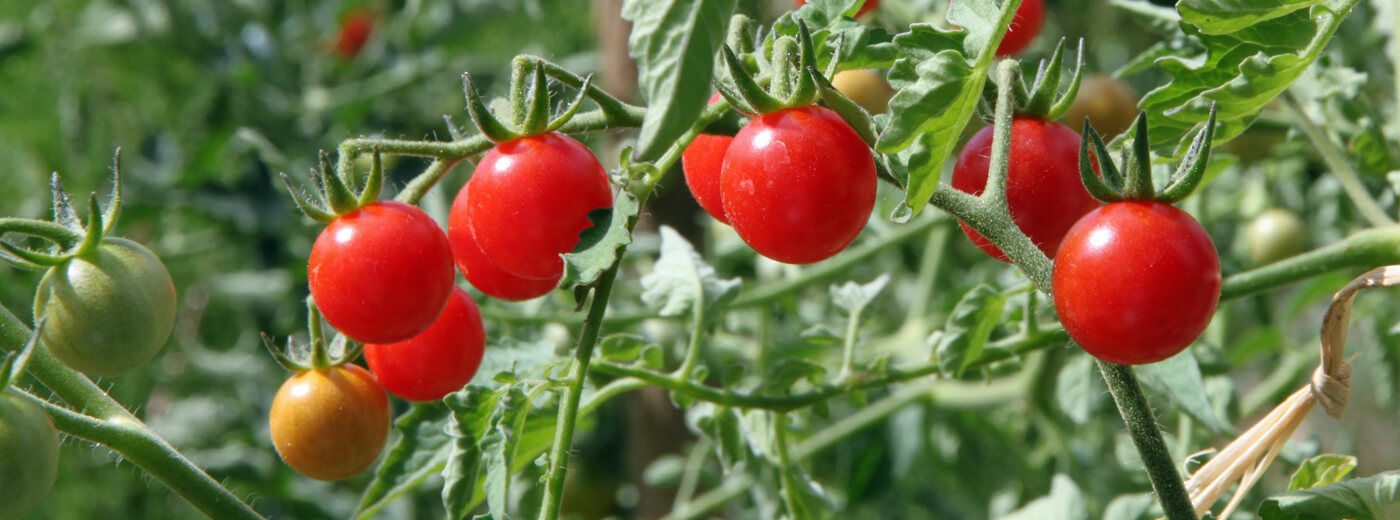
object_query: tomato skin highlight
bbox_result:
[995,0,1044,56]
[308,200,455,344]
[269,364,390,481]
[720,105,876,264]
[1052,201,1222,365]
[794,0,880,18]
[466,132,613,280]
[364,288,486,402]
[951,118,1100,262]
[34,237,177,376]
[0,390,60,519]
[449,184,560,300]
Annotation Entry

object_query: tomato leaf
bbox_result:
[563,189,640,291]
[1054,354,1106,425]
[622,0,736,162]
[354,402,453,519]
[1134,0,1360,155]
[1289,454,1358,492]
[1002,474,1088,520]
[1136,349,1232,434]
[1259,470,1400,519]
[773,3,897,71]
[1178,0,1326,35]
[640,226,742,325]
[599,333,649,363]
[933,284,1009,378]
[441,387,503,520]
[480,387,527,520]
[830,274,889,316]
[470,337,560,389]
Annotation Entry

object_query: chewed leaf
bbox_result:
[354,403,453,519]
[563,190,639,290]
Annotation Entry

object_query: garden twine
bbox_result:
[1180,265,1397,518]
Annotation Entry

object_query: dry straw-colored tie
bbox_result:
[1181,265,1398,518]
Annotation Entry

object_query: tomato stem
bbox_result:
[1282,91,1395,227]
[0,306,265,519]
[1096,361,1198,520]
[537,263,619,520]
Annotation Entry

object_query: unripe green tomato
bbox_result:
[34,237,177,376]
[832,69,894,115]
[1244,209,1305,265]
[0,390,60,519]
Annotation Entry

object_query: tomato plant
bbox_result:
[269,363,390,481]
[34,237,177,376]
[461,132,613,280]
[364,288,486,402]
[449,184,561,300]
[308,200,455,344]
[1053,201,1222,365]
[721,105,876,264]
[0,389,59,519]
[951,118,1099,261]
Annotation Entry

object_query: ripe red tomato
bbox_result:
[365,288,486,402]
[269,364,390,480]
[308,200,455,344]
[682,94,733,225]
[465,132,613,280]
[720,105,876,264]
[334,9,374,58]
[683,134,734,224]
[996,0,1044,56]
[794,0,880,18]
[1052,201,1222,365]
[951,118,1100,262]
[449,184,560,300]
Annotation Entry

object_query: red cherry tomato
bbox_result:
[682,94,733,225]
[794,0,880,18]
[308,200,455,344]
[449,184,561,300]
[996,0,1044,56]
[720,105,876,264]
[466,132,613,280]
[951,118,1100,262]
[364,288,486,402]
[334,9,374,58]
[1052,201,1222,365]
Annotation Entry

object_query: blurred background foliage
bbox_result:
[0,0,1398,518]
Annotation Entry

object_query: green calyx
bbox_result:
[1078,104,1219,204]
[989,39,1083,121]
[716,22,824,115]
[0,151,125,270]
[261,297,363,372]
[279,148,385,222]
[462,56,593,144]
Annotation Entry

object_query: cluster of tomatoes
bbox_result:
[949,82,1221,366]
[271,131,612,480]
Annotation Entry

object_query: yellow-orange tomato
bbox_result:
[1064,75,1139,140]
[269,364,389,480]
[832,69,895,115]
